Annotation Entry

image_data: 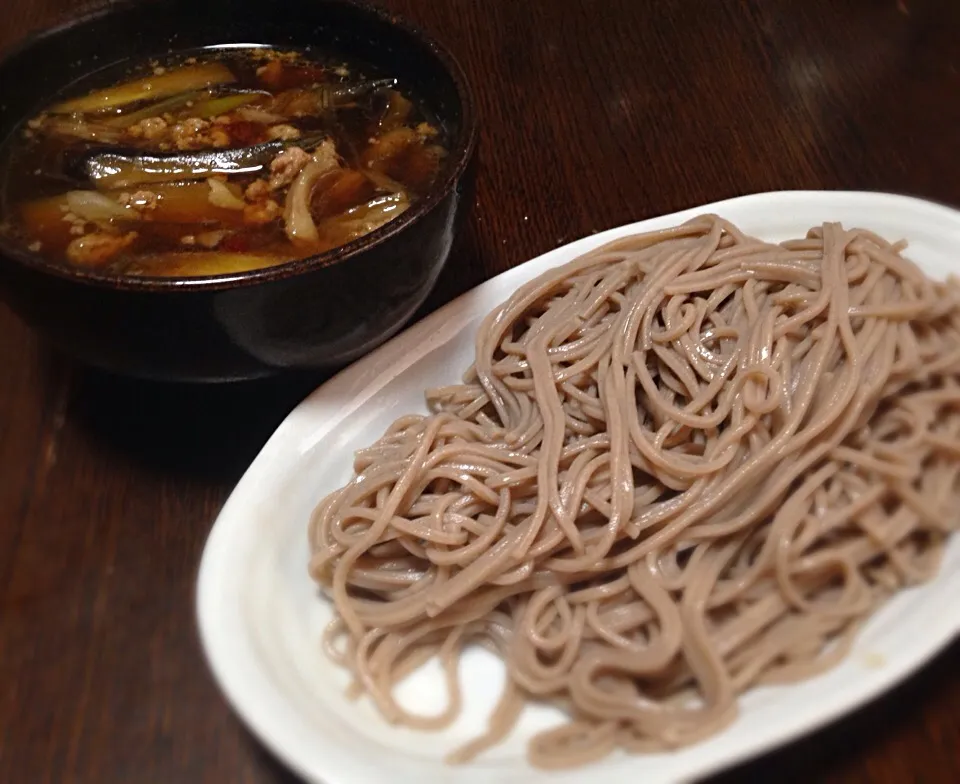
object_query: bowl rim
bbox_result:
[0,0,478,293]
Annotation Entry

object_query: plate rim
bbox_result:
[197,189,960,784]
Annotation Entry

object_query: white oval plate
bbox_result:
[197,191,960,784]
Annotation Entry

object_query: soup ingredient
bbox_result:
[42,117,126,144]
[65,189,138,222]
[312,169,374,219]
[284,140,342,246]
[308,217,960,769]
[49,62,236,114]
[268,78,396,118]
[317,192,409,246]
[75,132,328,190]
[103,89,210,128]
[363,125,447,192]
[189,91,264,120]
[206,178,247,210]
[66,229,138,266]
[18,181,248,239]
[2,47,448,276]
[257,59,327,90]
[378,90,413,132]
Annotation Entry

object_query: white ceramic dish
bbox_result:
[197,191,960,784]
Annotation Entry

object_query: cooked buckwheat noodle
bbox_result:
[308,216,960,769]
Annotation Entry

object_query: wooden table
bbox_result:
[1,0,958,781]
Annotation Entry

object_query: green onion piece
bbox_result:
[50,62,236,114]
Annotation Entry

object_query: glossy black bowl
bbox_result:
[0,0,477,382]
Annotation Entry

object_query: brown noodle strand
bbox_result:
[308,216,960,769]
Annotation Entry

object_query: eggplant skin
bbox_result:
[78,133,328,190]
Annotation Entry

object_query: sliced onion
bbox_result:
[326,193,410,239]
[65,190,138,222]
[207,178,246,210]
[46,119,124,144]
[283,140,341,248]
[362,168,407,195]
[195,230,231,248]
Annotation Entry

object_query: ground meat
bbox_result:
[268,146,312,190]
[119,190,159,211]
[170,118,230,150]
[209,126,231,148]
[243,199,282,225]
[266,124,301,141]
[311,139,341,171]
[61,210,88,236]
[415,122,440,139]
[65,231,137,267]
[127,117,168,141]
[244,179,270,202]
[172,117,210,147]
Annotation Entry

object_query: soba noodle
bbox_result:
[308,216,960,768]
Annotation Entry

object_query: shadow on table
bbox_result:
[247,740,302,784]
[59,359,330,484]
[51,220,488,486]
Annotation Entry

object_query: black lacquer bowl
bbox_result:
[0,0,477,382]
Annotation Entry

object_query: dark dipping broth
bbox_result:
[0,46,449,277]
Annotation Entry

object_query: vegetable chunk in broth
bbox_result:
[0,46,449,277]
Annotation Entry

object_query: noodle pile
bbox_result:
[308,216,960,769]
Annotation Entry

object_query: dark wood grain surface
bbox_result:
[1,0,958,782]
